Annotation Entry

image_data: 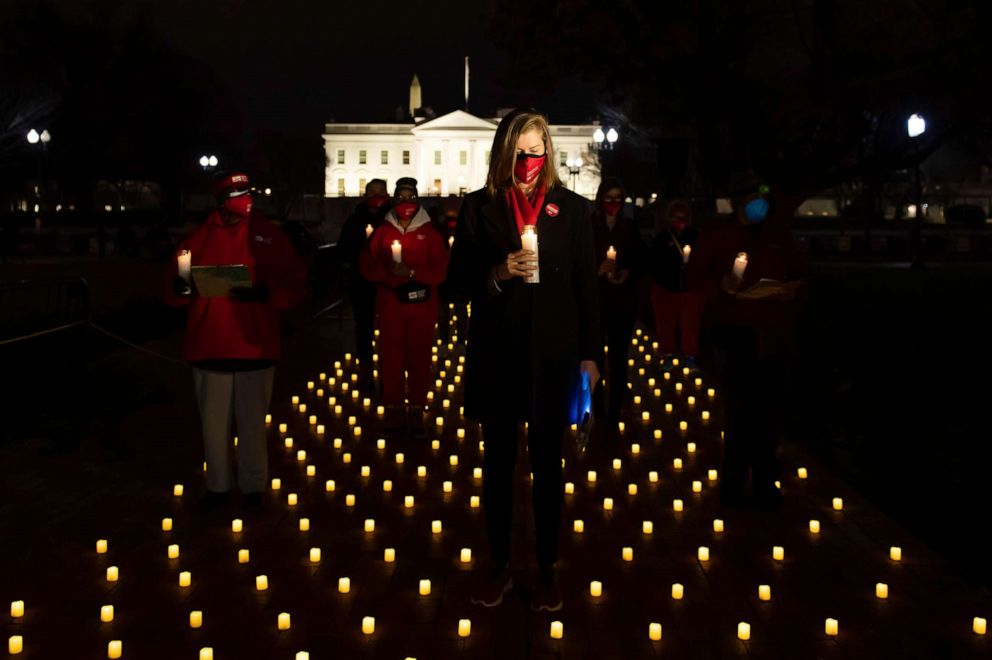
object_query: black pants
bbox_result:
[349,280,376,364]
[481,415,565,569]
[597,307,636,422]
[711,326,788,493]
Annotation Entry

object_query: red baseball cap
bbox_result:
[213,172,251,199]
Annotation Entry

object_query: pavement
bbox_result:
[1,290,991,659]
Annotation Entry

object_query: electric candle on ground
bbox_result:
[342,453,352,463]
[101,605,114,622]
[278,613,291,630]
[362,616,375,635]
[405,495,415,508]
[649,622,663,641]
[590,581,603,597]
[603,497,614,511]
[449,455,458,467]
[470,496,480,508]
[564,482,575,494]
[395,453,405,464]
[875,582,888,599]
[692,480,703,493]
[333,437,342,448]
[702,411,711,420]
[772,546,785,561]
[641,411,650,422]
[199,648,214,660]
[649,471,659,483]
[890,546,902,561]
[97,539,108,554]
[825,618,839,637]
[550,621,563,640]
[360,465,370,477]
[364,519,375,533]
[665,403,673,413]
[809,520,821,534]
[708,469,718,481]
[306,465,316,477]
[622,547,633,562]
[382,480,392,492]
[631,443,641,454]
[573,520,585,533]
[106,566,119,582]
[612,458,622,470]
[419,579,431,596]
[266,413,272,424]
[308,414,317,425]
[432,520,442,534]
[298,404,306,413]
[674,458,683,470]
[11,600,24,618]
[288,493,298,506]
[325,480,335,492]
[738,622,751,641]
[317,424,325,435]
[673,499,684,512]
[432,440,441,450]
[383,548,396,563]
[239,549,250,564]
[443,481,453,493]
[284,437,294,449]
[418,465,428,478]
[295,450,306,462]
[458,619,472,638]
[713,519,725,533]
[460,548,472,563]
[643,520,654,535]
[179,571,191,587]
[292,395,300,405]
[587,470,597,483]
[338,578,351,593]
[232,519,243,533]
[672,583,684,600]
[108,641,122,658]
[758,585,771,601]
[168,544,180,559]
[698,546,710,562]
[190,610,203,628]
[299,518,310,532]
[346,494,355,507]
[974,617,987,635]
[832,497,844,511]
[309,548,321,564]
[173,484,184,497]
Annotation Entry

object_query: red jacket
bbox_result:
[360,207,449,312]
[164,211,306,362]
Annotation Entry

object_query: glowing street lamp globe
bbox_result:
[199,155,210,167]
[606,127,619,144]
[27,129,40,144]
[907,113,926,138]
[593,127,605,144]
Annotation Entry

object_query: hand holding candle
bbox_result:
[682,245,691,263]
[390,240,402,263]
[365,223,373,238]
[732,252,749,279]
[178,249,191,281]
[519,226,540,283]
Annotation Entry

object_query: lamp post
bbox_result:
[566,157,581,191]
[593,125,619,180]
[199,155,219,171]
[27,129,51,218]
[907,113,926,269]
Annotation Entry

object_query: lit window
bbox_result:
[381,150,388,165]
[337,149,345,164]
[359,150,367,165]
[402,150,410,165]
[434,151,442,165]
[459,150,467,166]
[434,178,442,194]
[337,178,345,195]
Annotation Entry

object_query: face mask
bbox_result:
[744,198,769,223]
[367,194,389,212]
[602,201,623,217]
[670,219,688,233]
[514,153,546,185]
[224,194,253,218]
[394,201,418,221]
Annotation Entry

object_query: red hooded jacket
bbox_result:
[164,211,306,362]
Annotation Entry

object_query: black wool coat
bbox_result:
[447,186,601,428]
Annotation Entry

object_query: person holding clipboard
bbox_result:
[165,171,306,513]
[448,108,600,612]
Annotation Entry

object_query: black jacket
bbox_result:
[337,201,389,284]
[591,212,646,312]
[447,186,600,426]
[650,226,698,292]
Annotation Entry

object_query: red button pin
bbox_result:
[545,203,560,217]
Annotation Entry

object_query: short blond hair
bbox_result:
[486,109,561,198]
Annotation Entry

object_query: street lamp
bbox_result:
[566,157,582,190]
[907,113,926,268]
[26,128,51,217]
[199,154,219,171]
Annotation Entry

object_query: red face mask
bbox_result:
[671,219,688,233]
[602,201,623,217]
[514,153,546,185]
[366,194,389,212]
[394,201,418,221]
[223,195,253,218]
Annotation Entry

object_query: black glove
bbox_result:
[172,276,191,297]
[228,283,270,303]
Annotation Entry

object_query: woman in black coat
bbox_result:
[447,108,600,613]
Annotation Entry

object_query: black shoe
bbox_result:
[408,407,428,440]
[752,485,784,511]
[243,492,264,514]
[719,482,746,510]
[199,490,230,512]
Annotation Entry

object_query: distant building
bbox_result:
[323,75,602,199]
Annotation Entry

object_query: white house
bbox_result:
[323,107,603,199]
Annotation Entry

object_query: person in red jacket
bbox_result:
[360,177,449,437]
[165,172,307,512]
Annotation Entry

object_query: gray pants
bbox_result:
[192,366,275,494]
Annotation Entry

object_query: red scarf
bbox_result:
[506,185,547,235]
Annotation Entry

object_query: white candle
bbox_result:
[384,548,396,563]
[362,616,375,635]
[168,544,180,559]
[365,224,373,238]
[190,610,203,628]
[108,640,122,659]
[458,619,471,638]
[832,497,844,511]
[649,622,662,641]
[106,566,119,582]
[338,577,351,594]
[825,618,839,637]
[178,249,191,281]
[809,520,821,534]
[589,581,603,597]
[697,546,710,562]
[232,519,243,533]
[758,585,771,601]
[460,548,472,563]
[671,583,684,600]
[974,617,987,635]
[875,583,888,599]
[391,240,402,263]
[642,520,654,535]
[256,575,269,591]
[520,225,540,283]
[96,539,108,554]
[573,520,585,533]
[448,235,454,248]
[738,622,751,641]
[11,601,24,618]
[309,548,321,564]
[622,547,633,562]
[772,546,785,561]
[419,579,431,596]
[278,612,291,631]
[603,497,614,511]
[364,519,375,533]
[732,252,749,279]
[606,245,617,261]
[200,648,213,660]
[239,549,250,564]
[713,519,725,533]
[431,520,442,534]
[299,518,310,532]
[173,484,184,497]
[101,605,114,622]
[162,517,173,531]
[179,571,191,588]
[9,636,23,655]
[890,546,902,562]
[550,621,564,640]
[682,245,691,263]
[673,499,684,512]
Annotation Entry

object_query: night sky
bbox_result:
[143,0,598,135]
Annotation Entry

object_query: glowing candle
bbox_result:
[772,546,784,561]
[8,636,23,655]
[732,252,748,279]
[443,481,453,493]
[338,577,351,594]
[587,470,597,484]
[382,480,393,492]
[606,245,617,261]
[798,467,808,479]
[974,617,987,635]
[875,582,888,599]
[106,566,119,582]
[265,413,272,424]
[679,421,689,432]
[758,585,771,601]
[708,469,718,481]
[449,455,458,467]
[692,480,702,493]
[612,458,622,471]
[890,546,902,562]
[458,619,471,638]
[431,520,442,534]
[622,547,633,562]
[309,548,322,564]
[470,496,480,508]
[168,544,180,559]
[278,612,291,631]
[550,621,564,640]
[520,226,540,283]
[589,581,602,597]
[177,249,192,281]
[618,421,625,433]
[564,482,575,494]
[809,520,821,534]
[299,518,310,532]
[284,437,294,449]
[278,423,288,433]
[405,495,415,508]
[713,519,724,533]
[419,579,432,596]
[631,443,641,455]
[673,499,684,512]
[573,520,585,533]
[345,494,355,507]
[199,648,215,660]
[364,519,375,533]
[418,465,428,478]
[179,571,191,588]
[381,548,395,563]
[101,605,114,622]
[649,622,663,641]
[681,244,691,263]
[738,622,751,641]
[190,610,203,628]
[232,519,243,533]
[665,403,673,413]
[673,458,683,470]
[671,583,684,600]
[642,520,654,535]
[832,497,844,511]
[239,549,250,564]
[96,539,108,554]
[292,395,300,405]
[460,548,472,563]
[362,616,375,635]
[325,480,335,492]
[306,465,316,477]
[395,453,405,465]
[698,546,710,562]
[108,641,122,659]
[173,484,184,497]
[701,411,711,421]
[391,240,402,263]
[603,497,614,511]
[9,601,23,619]
[360,465,370,477]
[649,471,659,483]
[365,223,373,239]
[825,618,838,637]
[431,440,441,450]
[308,415,317,425]
[288,493,298,506]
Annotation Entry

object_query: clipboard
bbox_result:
[191,264,252,298]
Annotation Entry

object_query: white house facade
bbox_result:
[323,109,603,199]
